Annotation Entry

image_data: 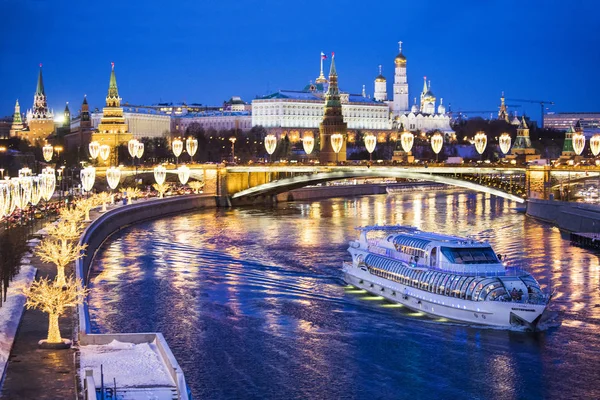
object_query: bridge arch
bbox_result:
[231,170,525,203]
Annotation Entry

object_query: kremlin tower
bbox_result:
[24,65,55,142]
[510,117,539,161]
[319,53,347,163]
[498,92,509,122]
[391,41,409,113]
[91,63,132,150]
[10,100,24,137]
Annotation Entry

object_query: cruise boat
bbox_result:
[343,225,550,330]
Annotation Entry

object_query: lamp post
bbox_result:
[178,165,190,185]
[172,138,183,166]
[330,133,343,164]
[43,143,54,162]
[474,131,487,161]
[229,137,236,163]
[106,166,121,204]
[571,132,586,202]
[264,134,277,163]
[364,133,376,163]
[430,132,443,163]
[55,146,63,165]
[186,137,198,163]
[499,133,512,156]
[302,134,314,160]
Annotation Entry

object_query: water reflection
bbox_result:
[88,190,600,399]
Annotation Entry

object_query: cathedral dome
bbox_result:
[411,103,418,113]
[394,52,407,66]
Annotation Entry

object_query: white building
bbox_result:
[91,106,171,139]
[252,89,390,131]
[171,111,252,134]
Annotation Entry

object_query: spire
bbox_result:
[379,65,382,75]
[12,99,22,124]
[36,64,45,95]
[520,116,528,129]
[316,52,327,84]
[422,76,428,94]
[106,62,121,107]
[82,94,88,105]
[64,101,70,113]
[329,52,337,77]
[362,84,366,97]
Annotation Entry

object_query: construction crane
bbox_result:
[506,98,554,127]
[450,105,521,120]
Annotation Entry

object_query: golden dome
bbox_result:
[394,52,407,66]
[375,74,386,82]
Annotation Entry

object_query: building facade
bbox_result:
[91,107,171,139]
[171,111,252,135]
[544,112,600,132]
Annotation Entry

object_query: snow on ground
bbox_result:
[0,265,37,379]
[79,340,175,389]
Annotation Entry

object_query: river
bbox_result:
[88,189,600,399]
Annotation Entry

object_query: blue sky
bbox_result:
[1,0,599,124]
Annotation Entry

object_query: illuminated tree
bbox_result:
[76,196,100,222]
[124,187,141,204]
[24,275,88,344]
[189,181,205,194]
[44,219,84,253]
[96,192,112,212]
[152,183,169,199]
[36,238,87,287]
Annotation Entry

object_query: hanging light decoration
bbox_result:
[154,165,167,185]
[99,145,110,162]
[590,134,600,157]
[499,133,512,155]
[302,135,314,155]
[265,134,277,156]
[41,168,55,201]
[80,166,96,193]
[135,141,144,159]
[572,131,586,156]
[400,131,414,153]
[178,165,190,185]
[186,137,198,159]
[0,182,9,218]
[364,133,377,160]
[30,177,42,206]
[474,131,488,155]
[127,139,138,159]
[172,138,183,158]
[430,132,444,155]
[42,143,54,162]
[19,167,33,177]
[331,133,344,155]
[106,167,121,190]
[89,141,100,159]
[13,177,32,210]
[5,180,18,215]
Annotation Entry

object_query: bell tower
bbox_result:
[392,41,409,114]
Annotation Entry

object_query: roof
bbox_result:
[256,90,385,105]
[178,110,251,118]
[393,234,431,250]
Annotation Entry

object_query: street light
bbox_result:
[499,133,512,156]
[229,137,236,163]
[89,141,100,160]
[172,138,183,165]
[474,131,487,159]
[186,137,198,163]
[330,133,344,164]
[80,166,96,194]
[178,165,190,185]
[43,143,54,162]
[364,133,377,163]
[302,135,314,156]
[572,131,585,156]
[264,134,277,162]
[99,145,110,162]
[154,165,166,185]
[430,132,443,163]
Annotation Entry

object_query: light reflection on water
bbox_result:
[88,190,600,399]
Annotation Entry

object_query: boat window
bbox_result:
[421,271,432,289]
[459,277,474,299]
[432,273,444,293]
[478,281,502,301]
[486,287,508,301]
[465,279,480,300]
[440,247,500,264]
[448,275,462,296]
[454,276,468,297]
[438,275,450,294]
[473,278,496,300]
[430,247,437,268]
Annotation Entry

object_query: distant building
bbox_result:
[64,95,94,153]
[171,111,252,135]
[544,112,600,131]
[21,65,55,143]
[9,100,25,137]
[91,107,171,139]
[0,117,11,139]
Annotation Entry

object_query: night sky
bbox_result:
[1,0,599,124]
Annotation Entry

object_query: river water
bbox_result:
[88,190,600,399]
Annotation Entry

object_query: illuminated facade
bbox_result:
[544,112,600,131]
[23,66,55,142]
[91,107,171,139]
[9,99,25,137]
[171,111,252,134]
[64,96,94,152]
[90,63,133,148]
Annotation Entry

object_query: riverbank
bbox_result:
[526,199,600,232]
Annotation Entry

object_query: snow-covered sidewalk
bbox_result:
[0,264,37,380]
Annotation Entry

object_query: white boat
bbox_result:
[343,225,550,330]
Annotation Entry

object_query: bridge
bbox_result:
[97,163,598,206]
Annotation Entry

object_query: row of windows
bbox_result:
[365,256,509,302]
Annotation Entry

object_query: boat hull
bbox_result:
[343,266,546,330]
